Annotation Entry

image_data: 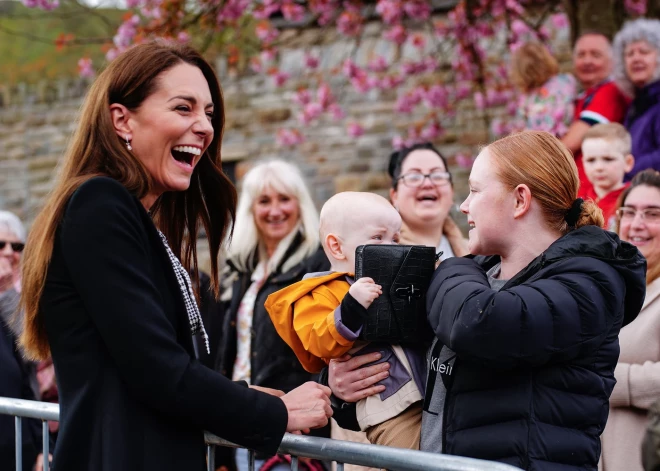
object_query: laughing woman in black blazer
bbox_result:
[17,42,332,471]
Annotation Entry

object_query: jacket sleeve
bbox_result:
[426,256,624,371]
[611,361,660,410]
[293,289,357,361]
[628,108,660,177]
[59,177,287,454]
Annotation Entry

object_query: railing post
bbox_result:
[42,420,50,471]
[290,455,299,471]
[206,444,215,471]
[248,450,255,471]
[15,416,22,471]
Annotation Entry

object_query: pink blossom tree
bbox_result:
[21,0,653,162]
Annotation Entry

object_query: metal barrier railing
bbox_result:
[0,396,520,471]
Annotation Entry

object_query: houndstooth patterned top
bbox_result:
[156,229,210,355]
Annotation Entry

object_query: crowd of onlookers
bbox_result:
[0,15,659,471]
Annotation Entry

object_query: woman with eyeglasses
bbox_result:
[0,210,45,471]
[0,210,25,295]
[388,143,468,258]
[600,169,660,471]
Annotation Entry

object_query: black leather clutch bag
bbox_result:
[355,244,437,343]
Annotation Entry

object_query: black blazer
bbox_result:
[40,177,287,471]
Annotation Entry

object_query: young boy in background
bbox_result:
[265,192,425,450]
[579,123,635,230]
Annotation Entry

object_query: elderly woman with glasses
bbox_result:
[600,169,660,471]
[0,212,45,471]
[0,210,25,295]
[613,18,660,178]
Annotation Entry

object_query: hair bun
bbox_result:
[575,199,604,229]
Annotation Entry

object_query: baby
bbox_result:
[266,192,425,449]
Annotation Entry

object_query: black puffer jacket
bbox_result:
[426,226,646,471]
[216,233,329,392]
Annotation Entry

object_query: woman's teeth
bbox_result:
[173,145,201,156]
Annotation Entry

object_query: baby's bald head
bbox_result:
[320,192,401,272]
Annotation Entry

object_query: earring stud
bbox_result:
[125,135,132,151]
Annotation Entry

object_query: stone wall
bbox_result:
[0,18,573,271]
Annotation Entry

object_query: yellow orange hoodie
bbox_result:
[265,272,358,373]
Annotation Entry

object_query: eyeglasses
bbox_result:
[616,207,660,223]
[397,171,451,188]
[0,241,25,252]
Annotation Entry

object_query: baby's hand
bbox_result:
[349,277,382,309]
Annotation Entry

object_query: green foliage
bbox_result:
[0,0,123,84]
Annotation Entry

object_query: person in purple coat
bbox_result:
[613,18,660,180]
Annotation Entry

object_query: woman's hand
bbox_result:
[328,353,390,403]
[281,382,332,434]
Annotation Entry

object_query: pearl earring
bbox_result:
[125,135,132,151]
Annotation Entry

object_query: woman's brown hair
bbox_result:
[488,130,604,232]
[510,42,560,92]
[20,41,236,360]
[616,169,660,284]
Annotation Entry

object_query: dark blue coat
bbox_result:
[426,226,646,471]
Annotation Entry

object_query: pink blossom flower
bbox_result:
[410,34,426,50]
[549,13,569,30]
[403,0,431,21]
[342,59,360,78]
[505,0,524,15]
[384,25,408,45]
[217,0,249,23]
[177,31,190,43]
[293,89,312,106]
[260,49,276,62]
[455,153,475,169]
[434,20,449,38]
[105,48,119,62]
[422,57,439,73]
[77,58,94,78]
[328,104,346,121]
[455,82,472,100]
[113,15,140,50]
[272,71,290,87]
[473,91,485,110]
[126,0,142,7]
[302,102,323,122]
[378,74,404,90]
[421,121,443,140]
[309,0,338,25]
[253,0,281,19]
[368,56,389,73]
[506,100,518,116]
[250,57,263,73]
[511,19,529,37]
[347,123,365,137]
[336,9,362,36]
[317,83,334,108]
[624,0,647,15]
[256,21,279,44]
[350,76,373,93]
[392,135,405,150]
[375,0,403,25]
[424,85,448,109]
[22,0,59,10]
[276,129,305,147]
[304,53,319,70]
[281,1,306,21]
